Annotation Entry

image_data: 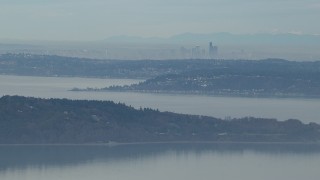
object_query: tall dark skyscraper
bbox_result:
[209,42,218,58]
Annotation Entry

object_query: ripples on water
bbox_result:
[0,143,320,180]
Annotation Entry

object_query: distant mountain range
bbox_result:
[104,32,320,46]
[1,33,320,60]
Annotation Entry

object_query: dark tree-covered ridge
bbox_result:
[2,53,320,97]
[0,96,319,144]
[1,53,320,79]
[102,67,320,97]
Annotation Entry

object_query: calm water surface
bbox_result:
[1,75,320,180]
[0,143,320,180]
[0,75,319,123]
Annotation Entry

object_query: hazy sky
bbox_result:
[0,0,319,41]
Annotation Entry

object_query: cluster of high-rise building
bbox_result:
[180,42,218,59]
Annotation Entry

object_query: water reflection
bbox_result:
[1,143,320,173]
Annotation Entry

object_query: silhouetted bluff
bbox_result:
[0,96,319,144]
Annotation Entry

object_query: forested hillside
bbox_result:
[102,66,320,97]
[0,96,319,144]
[1,53,320,79]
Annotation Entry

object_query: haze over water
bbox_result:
[0,75,319,123]
[1,0,320,179]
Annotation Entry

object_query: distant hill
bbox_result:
[0,96,319,144]
[0,53,192,78]
[83,59,320,98]
[1,53,319,79]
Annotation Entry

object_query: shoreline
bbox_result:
[73,89,320,100]
[1,141,320,146]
